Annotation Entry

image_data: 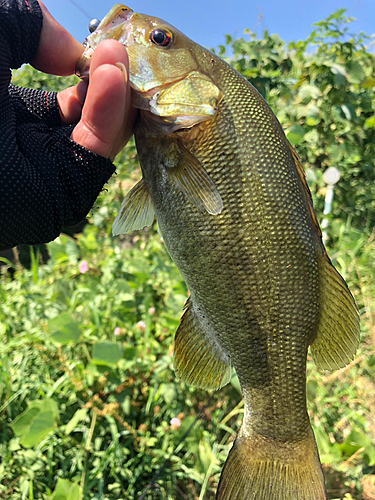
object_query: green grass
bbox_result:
[0,175,374,499]
[2,8,375,496]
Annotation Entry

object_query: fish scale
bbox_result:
[76,5,360,499]
[140,77,318,434]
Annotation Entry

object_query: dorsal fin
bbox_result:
[287,142,322,238]
[287,142,360,369]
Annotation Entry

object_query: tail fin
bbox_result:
[216,428,327,500]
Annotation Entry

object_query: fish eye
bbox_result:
[88,18,100,33]
[149,29,173,47]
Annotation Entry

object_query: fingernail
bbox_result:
[114,62,128,83]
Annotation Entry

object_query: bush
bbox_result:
[221,9,375,231]
[1,9,374,500]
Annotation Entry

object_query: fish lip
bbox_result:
[75,46,94,80]
[75,5,135,79]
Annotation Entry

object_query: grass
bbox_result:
[0,185,374,499]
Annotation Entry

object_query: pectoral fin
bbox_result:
[174,297,231,390]
[167,142,223,215]
[310,256,360,370]
[112,178,155,235]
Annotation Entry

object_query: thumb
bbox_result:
[70,39,134,160]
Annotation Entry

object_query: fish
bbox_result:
[76,5,360,499]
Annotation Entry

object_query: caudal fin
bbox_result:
[216,428,327,500]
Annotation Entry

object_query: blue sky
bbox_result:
[43,0,374,51]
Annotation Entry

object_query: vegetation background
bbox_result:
[1,9,374,500]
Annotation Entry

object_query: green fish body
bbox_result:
[76,6,360,499]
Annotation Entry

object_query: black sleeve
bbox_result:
[0,0,116,250]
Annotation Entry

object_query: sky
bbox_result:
[43,0,374,51]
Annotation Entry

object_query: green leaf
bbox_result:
[51,478,80,500]
[20,411,55,447]
[65,408,88,435]
[48,313,81,346]
[123,347,138,360]
[79,229,98,251]
[313,425,342,464]
[160,383,177,404]
[47,240,68,263]
[341,104,355,120]
[286,125,305,145]
[364,115,375,129]
[333,72,347,86]
[11,399,59,448]
[230,373,242,394]
[306,104,321,117]
[47,235,78,264]
[339,429,371,458]
[330,63,347,76]
[330,63,347,86]
[198,437,216,472]
[64,239,79,264]
[225,34,232,45]
[298,84,321,102]
[91,342,123,367]
[365,445,375,466]
[11,408,40,437]
[362,76,375,89]
[346,60,366,84]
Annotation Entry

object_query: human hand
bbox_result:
[61,39,137,161]
[31,1,137,161]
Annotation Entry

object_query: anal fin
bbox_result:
[310,256,360,370]
[173,297,231,390]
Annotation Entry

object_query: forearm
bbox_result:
[0,128,115,250]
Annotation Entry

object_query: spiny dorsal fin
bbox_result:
[287,142,322,238]
[310,256,360,370]
[287,144,361,369]
[112,178,155,235]
[167,142,223,215]
[174,297,231,390]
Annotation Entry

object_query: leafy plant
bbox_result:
[222,9,375,231]
[1,9,374,500]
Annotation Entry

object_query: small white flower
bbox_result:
[170,417,181,430]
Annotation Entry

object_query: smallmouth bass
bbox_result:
[76,6,360,499]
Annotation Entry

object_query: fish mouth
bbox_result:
[75,4,134,79]
[75,3,196,115]
[75,5,184,95]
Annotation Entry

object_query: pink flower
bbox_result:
[78,260,89,274]
[113,327,121,336]
[170,417,181,430]
[148,307,156,315]
[136,320,146,332]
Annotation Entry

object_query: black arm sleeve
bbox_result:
[0,0,116,250]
